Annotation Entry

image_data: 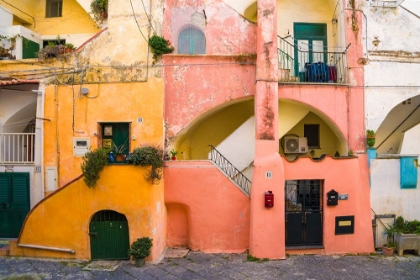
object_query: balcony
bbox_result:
[0,133,35,165]
[277,36,349,84]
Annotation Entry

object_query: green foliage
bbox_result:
[246,254,269,262]
[47,41,57,48]
[366,130,376,137]
[81,148,109,188]
[90,0,108,20]
[112,139,128,154]
[382,216,420,247]
[64,43,77,50]
[148,34,174,60]
[170,149,178,157]
[126,145,164,184]
[128,237,153,259]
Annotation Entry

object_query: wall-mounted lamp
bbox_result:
[372,37,380,46]
[332,18,338,25]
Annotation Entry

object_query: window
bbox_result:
[99,123,130,154]
[178,27,206,54]
[293,23,327,77]
[304,124,319,148]
[46,0,63,18]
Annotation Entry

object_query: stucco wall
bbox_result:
[43,80,164,188]
[10,166,166,261]
[370,158,420,221]
[164,55,256,142]
[164,0,257,55]
[284,155,374,254]
[164,161,250,253]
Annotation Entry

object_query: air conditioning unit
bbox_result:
[284,137,308,154]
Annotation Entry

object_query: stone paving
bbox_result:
[0,251,419,280]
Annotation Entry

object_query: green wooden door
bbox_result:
[0,173,30,238]
[89,210,130,260]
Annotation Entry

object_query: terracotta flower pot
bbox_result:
[381,245,395,256]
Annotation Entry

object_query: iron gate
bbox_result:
[285,180,323,246]
[89,210,129,260]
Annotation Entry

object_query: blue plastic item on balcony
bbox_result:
[400,156,418,189]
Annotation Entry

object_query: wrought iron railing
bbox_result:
[0,133,35,164]
[208,145,251,196]
[278,35,349,84]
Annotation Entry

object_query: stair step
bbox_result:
[0,245,10,256]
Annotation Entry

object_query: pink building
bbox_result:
[163,0,373,258]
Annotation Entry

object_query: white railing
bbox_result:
[0,133,35,164]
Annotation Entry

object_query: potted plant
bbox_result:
[90,0,108,22]
[381,221,397,256]
[366,130,376,148]
[126,145,163,184]
[128,237,153,267]
[170,149,178,160]
[393,216,420,256]
[81,148,109,188]
[64,43,76,54]
[112,140,129,162]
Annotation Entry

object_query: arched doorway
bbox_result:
[89,210,129,260]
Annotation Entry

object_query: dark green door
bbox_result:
[0,173,30,238]
[89,210,129,260]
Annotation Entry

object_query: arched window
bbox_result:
[178,27,206,54]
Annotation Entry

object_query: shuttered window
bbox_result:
[46,0,63,18]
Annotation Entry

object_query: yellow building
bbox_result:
[0,0,167,261]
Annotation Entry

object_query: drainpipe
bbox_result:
[32,88,45,201]
[18,243,75,254]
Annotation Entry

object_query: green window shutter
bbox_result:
[11,173,30,210]
[0,174,9,204]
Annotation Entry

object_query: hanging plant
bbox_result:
[90,0,108,21]
[81,148,109,188]
[126,145,164,185]
[148,34,174,61]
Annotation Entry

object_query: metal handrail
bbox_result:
[208,145,251,196]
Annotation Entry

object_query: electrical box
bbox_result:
[73,137,90,156]
[327,189,338,206]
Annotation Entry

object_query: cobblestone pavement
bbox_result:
[0,251,419,280]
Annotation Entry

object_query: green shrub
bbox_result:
[126,145,163,184]
[128,237,153,259]
[81,148,109,188]
[148,34,174,61]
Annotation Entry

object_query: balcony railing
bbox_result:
[0,133,35,164]
[278,36,349,84]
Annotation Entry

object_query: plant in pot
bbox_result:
[170,149,178,160]
[126,145,163,184]
[393,216,420,256]
[366,129,376,148]
[128,237,153,267]
[90,0,108,22]
[112,140,129,162]
[382,221,397,256]
[81,148,109,188]
[64,43,76,54]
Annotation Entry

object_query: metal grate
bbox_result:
[208,145,251,196]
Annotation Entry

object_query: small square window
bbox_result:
[304,124,320,148]
[46,0,63,18]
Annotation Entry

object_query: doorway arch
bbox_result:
[89,210,129,260]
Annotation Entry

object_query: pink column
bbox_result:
[249,0,285,259]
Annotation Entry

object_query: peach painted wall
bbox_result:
[164,161,250,253]
[283,155,374,254]
[163,55,256,139]
[43,79,164,188]
[10,166,166,261]
[163,0,257,55]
